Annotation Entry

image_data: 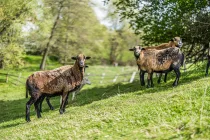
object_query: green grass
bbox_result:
[0,56,210,139]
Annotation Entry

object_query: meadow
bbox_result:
[0,56,210,139]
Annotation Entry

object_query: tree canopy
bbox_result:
[0,0,140,69]
[111,0,210,62]
[2,0,210,69]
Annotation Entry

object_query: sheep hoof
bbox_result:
[157,80,161,84]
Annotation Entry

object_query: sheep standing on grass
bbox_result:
[136,37,183,86]
[129,46,184,87]
[25,54,90,122]
[38,77,91,112]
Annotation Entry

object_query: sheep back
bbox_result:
[27,65,83,94]
[137,47,182,71]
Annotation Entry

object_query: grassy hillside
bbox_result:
[0,56,210,139]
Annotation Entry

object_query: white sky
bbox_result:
[90,0,113,28]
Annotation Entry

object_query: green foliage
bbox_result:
[0,43,25,69]
[113,0,207,43]
[111,0,210,63]
[23,0,140,66]
[0,0,33,69]
[102,29,140,65]
[0,0,32,35]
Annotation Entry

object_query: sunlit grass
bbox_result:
[0,56,210,139]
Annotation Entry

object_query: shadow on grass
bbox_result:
[0,65,207,128]
[0,80,143,127]
[0,98,28,123]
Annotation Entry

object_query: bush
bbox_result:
[0,43,25,69]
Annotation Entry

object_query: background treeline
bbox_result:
[0,0,139,70]
[1,0,210,70]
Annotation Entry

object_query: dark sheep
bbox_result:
[25,54,90,122]
[129,46,184,87]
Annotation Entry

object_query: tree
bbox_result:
[110,0,210,63]
[39,0,64,70]
[25,0,109,69]
[0,0,32,69]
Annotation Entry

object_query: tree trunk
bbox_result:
[40,1,64,70]
[109,38,118,65]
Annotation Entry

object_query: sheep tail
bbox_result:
[26,80,29,98]
[181,53,185,66]
[26,84,28,98]
[25,79,31,98]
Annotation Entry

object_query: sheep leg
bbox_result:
[140,70,145,86]
[72,92,76,101]
[150,72,154,87]
[157,73,162,84]
[34,98,42,118]
[139,71,142,85]
[147,72,153,88]
[46,96,54,110]
[173,68,180,86]
[164,72,168,83]
[39,95,45,113]
[26,97,36,122]
[205,60,210,76]
[65,93,69,106]
[59,93,68,114]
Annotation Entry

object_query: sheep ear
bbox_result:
[86,56,91,59]
[141,48,145,50]
[71,57,77,60]
[85,65,89,68]
[129,48,134,51]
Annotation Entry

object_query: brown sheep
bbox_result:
[38,77,91,112]
[145,37,183,50]
[25,54,90,122]
[137,37,183,86]
[129,46,184,87]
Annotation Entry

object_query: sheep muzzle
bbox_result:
[79,61,85,67]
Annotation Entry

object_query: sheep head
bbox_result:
[82,77,91,85]
[129,45,145,58]
[171,37,183,48]
[71,54,91,68]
